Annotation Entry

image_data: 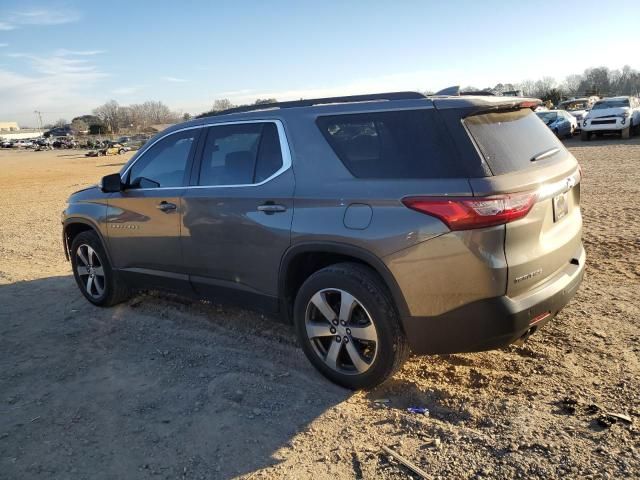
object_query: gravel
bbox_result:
[0,138,638,479]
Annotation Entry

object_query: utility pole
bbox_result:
[33,110,43,133]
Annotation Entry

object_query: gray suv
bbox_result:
[62,92,585,389]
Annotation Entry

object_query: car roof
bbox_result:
[162,92,542,137]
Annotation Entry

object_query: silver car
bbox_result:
[62,92,585,389]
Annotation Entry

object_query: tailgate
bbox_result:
[462,107,584,297]
[504,168,582,296]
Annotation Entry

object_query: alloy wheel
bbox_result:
[75,244,106,299]
[305,288,378,375]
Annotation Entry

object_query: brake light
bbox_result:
[402,192,537,231]
[519,100,540,109]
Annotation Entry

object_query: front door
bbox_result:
[107,128,201,288]
[181,121,294,309]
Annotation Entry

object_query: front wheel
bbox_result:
[293,263,409,389]
[70,230,130,306]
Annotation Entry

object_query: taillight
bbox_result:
[402,192,537,231]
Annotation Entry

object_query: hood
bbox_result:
[587,106,630,119]
[68,185,101,203]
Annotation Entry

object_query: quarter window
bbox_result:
[128,129,197,188]
[317,110,463,178]
[198,122,283,186]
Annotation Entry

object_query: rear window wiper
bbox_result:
[530,147,560,162]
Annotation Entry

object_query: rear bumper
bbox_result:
[402,245,585,354]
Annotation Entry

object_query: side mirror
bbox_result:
[100,173,122,193]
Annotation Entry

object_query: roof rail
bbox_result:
[205,91,426,117]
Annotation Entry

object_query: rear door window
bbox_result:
[463,108,565,175]
[198,122,284,186]
[317,109,466,178]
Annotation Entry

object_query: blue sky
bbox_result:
[1,0,638,126]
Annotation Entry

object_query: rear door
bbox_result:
[462,108,583,297]
[181,120,294,307]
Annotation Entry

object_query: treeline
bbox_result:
[90,100,186,134]
[65,64,640,133]
[463,65,640,105]
[53,100,186,134]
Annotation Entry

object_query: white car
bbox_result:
[581,96,640,140]
[14,140,35,148]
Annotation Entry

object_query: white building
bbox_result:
[0,122,43,140]
[0,122,20,132]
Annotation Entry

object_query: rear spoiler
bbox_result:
[430,85,542,112]
[432,95,543,113]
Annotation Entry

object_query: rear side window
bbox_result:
[317,109,464,178]
[198,122,283,186]
[464,109,564,175]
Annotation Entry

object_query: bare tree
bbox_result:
[562,74,583,96]
[70,118,88,133]
[54,118,68,128]
[210,98,234,112]
[517,80,536,97]
[93,100,122,133]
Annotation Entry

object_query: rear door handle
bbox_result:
[257,203,287,214]
[157,201,177,213]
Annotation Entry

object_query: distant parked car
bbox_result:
[1,140,13,148]
[35,139,54,151]
[558,97,599,131]
[14,140,35,148]
[536,110,576,138]
[581,96,640,140]
[85,142,129,157]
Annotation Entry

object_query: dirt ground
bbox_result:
[1,138,639,480]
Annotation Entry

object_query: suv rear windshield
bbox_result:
[317,109,466,178]
[463,108,564,175]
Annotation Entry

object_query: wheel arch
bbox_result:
[63,218,111,264]
[278,242,410,324]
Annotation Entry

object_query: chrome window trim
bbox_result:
[121,119,292,190]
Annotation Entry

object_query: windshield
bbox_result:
[536,112,558,123]
[593,99,629,109]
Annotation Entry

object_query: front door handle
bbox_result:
[257,203,287,214]
[157,201,177,213]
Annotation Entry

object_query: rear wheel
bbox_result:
[293,262,409,389]
[621,125,631,139]
[580,130,591,141]
[70,230,129,306]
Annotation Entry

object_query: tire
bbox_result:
[293,262,409,389]
[70,230,130,307]
[580,130,591,141]
[119,149,125,154]
[621,126,631,139]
